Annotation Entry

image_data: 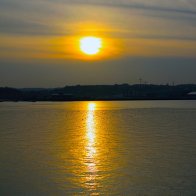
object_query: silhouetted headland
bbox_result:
[1,84,196,102]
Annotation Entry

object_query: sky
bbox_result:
[0,0,196,87]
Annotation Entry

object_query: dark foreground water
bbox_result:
[0,101,196,195]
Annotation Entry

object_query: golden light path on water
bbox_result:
[54,102,117,194]
[85,103,98,191]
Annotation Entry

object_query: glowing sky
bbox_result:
[0,0,196,87]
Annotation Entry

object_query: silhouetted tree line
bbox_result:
[0,84,196,101]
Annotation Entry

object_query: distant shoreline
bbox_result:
[1,84,196,102]
[1,98,196,103]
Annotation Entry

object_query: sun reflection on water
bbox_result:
[85,102,98,192]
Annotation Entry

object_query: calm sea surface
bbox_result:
[0,101,196,195]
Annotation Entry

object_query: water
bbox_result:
[0,101,196,195]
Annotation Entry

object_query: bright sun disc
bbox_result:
[80,37,102,55]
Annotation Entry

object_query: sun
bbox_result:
[80,37,102,55]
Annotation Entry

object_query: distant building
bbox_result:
[188,92,196,95]
[187,92,196,99]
